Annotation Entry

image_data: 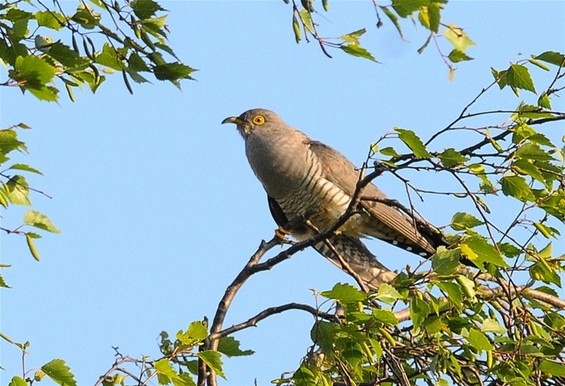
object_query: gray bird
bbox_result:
[222,108,445,289]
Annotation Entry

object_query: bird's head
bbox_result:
[221,108,283,138]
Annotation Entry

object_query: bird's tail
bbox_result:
[313,234,396,291]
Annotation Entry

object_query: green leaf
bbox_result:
[321,283,366,303]
[26,233,41,261]
[41,359,77,386]
[0,272,10,288]
[481,319,507,334]
[395,128,431,158]
[443,24,475,52]
[197,351,226,379]
[379,146,399,157]
[217,336,254,357]
[529,261,561,286]
[494,64,536,95]
[534,51,565,67]
[539,359,565,376]
[96,43,124,71]
[372,309,399,325]
[439,148,468,167]
[154,359,196,386]
[432,247,462,275]
[340,44,377,62]
[340,28,367,44]
[391,0,428,17]
[4,175,31,205]
[451,212,483,231]
[12,55,56,88]
[465,328,493,353]
[131,0,165,20]
[448,48,473,63]
[514,142,553,161]
[418,4,441,33]
[153,62,196,84]
[48,42,90,68]
[409,296,430,331]
[379,6,404,38]
[537,92,551,109]
[8,376,28,386]
[461,236,507,267]
[8,163,43,175]
[292,14,302,43]
[24,210,60,233]
[186,321,208,341]
[500,175,535,201]
[35,11,64,30]
[71,4,101,29]
[436,281,462,308]
[375,282,403,304]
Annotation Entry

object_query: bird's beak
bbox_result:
[221,116,244,125]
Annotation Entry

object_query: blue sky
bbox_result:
[1,1,564,385]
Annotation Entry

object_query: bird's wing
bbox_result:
[307,140,443,256]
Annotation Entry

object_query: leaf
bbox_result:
[340,44,377,62]
[500,175,534,201]
[197,351,226,379]
[321,283,366,303]
[8,376,28,386]
[375,282,403,304]
[371,309,399,325]
[131,0,165,20]
[4,175,31,205]
[24,210,60,233]
[461,236,507,268]
[153,62,196,84]
[448,48,473,63]
[35,11,64,30]
[539,359,565,376]
[534,51,565,67]
[8,163,43,175]
[451,212,483,231]
[410,296,430,331]
[48,42,90,68]
[391,0,428,18]
[379,6,404,38]
[71,4,101,29]
[418,3,441,32]
[395,128,430,158]
[465,328,493,353]
[41,359,77,386]
[439,148,468,167]
[494,64,536,96]
[443,24,475,51]
[481,319,507,334]
[292,14,301,43]
[0,272,10,288]
[12,55,56,89]
[154,359,196,386]
[432,247,462,275]
[514,142,553,161]
[436,281,462,308]
[26,233,41,261]
[217,336,254,357]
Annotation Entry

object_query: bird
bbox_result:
[222,108,446,290]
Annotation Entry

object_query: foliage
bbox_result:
[0,0,195,102]
[287,0,474,78]
[2,1,564,386]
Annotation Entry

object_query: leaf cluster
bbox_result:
[288,0,474,76]
[0,0,195,101]
[0,124,59,288]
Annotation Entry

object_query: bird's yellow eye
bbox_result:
[252,115,266,125]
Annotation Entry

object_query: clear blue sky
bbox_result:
[1,1,564,385]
